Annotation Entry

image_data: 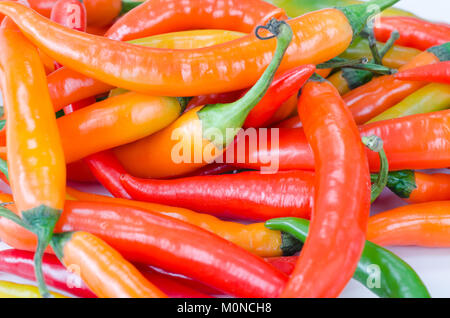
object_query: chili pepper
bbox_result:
[181,163,239,178]
[105,0,286,41]
[367,83,450,123]
[65,186,302,257]
[46,29,246,111]
[394,61,450,84]
[266,0,415,18]
[63,96,96,117]
[120,170,314,221]
[0,200,289,298]
[276,78,370,298]
[49,231,167,298]
[0,249,96,298]
[376,170,450,204]
[339,36,421,69]
[232,110,450,172]
[186,65,316,127]
[84,150,132,199]
[0,281,67,298]
[0,18,66,297]
[50,0,86,70]
[367,201,450,247]
[265,218,431,298]
[274,116,302,128]
[266,94,298,126]
[374,16,450,51]
[57,92,183,163]
[114,18,294,178]
[344,42,450,124]
[0,0,398,97]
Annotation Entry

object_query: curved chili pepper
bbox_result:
[0,0,397,97]
[57,93,183,163]
[265,218,431,298]
[367,201,450,247]
[0,18,66,297]
[120,170,314,221]
[339,36,421,69]
[186,65,316,128]
[49,231,167,298]
[84,150,132,199]
[0,200,288,298]
[344,42,450,124]
[64,187,301,257]
[277,78,370,298]
[0,249,96,298]
[267,0,415,18]
[379,170,450,204]
[367,83,450,123]
[267,94,298,126]
[394,61,450,84]
[374,16,450,51]
[115,19,294,178]
[46,29,245,111]
[233,110,450,172]
[0,281,67,298]
[105,0,286,41]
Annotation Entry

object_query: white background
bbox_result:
[0,0,449,298]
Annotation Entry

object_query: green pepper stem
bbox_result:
[317,57,368,69]
[365,20,383,65]
[362,135,389,203]
[371,170,417,199]
[0,206,31,231]
[337,0,400,37]
[119,0,142,15]
[198,19,293,148]
[265,217,431,298]
[379,30,400,58]
[344,63,396,75]
[35,236,52,298]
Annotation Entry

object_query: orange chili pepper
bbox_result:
[0,18,65,297]
[367,201,450,247]
[57,93,183,163]
[0,1,391,97]
[344,42,450,124]
[51,231,167,298]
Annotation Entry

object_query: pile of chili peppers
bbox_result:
[0,0,447,299]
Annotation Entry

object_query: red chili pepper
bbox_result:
[227,110,450,172]
[0,200,288,298]
[186,65,316,128]
[120,170,314,221]
[105,0,286,41]
[0,249,96,298]
[279,79,370,298]
[84,150,132,199]
[394,61,450,84]
[63,96,96,117]
[374,16,450,50]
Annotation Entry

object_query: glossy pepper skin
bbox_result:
[0,18,66,297]
[344,42,450,124]
[279,79,370,298]
[64,187,301,257]
[0,249,96,298]
[0,1,390,97]
[266,218,431,298]
[395,61,450,84]
[374,16,450,51]
[120,170,314,221]
[367,83,450,123]
[106,0,286,41]
[51,231,167,298]
[381,170,450,204]
[186,65,316,128]
[0,199,289,298]
[46,29,245,111]
[57,93,183,163]
[0,281,67,298]
[368,201,450,247]
[114,19,294,178]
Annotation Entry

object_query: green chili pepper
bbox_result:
[265,218,431,298]
[367,83,450,123]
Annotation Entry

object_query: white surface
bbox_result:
[0,0,449,298]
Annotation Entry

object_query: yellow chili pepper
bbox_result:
[0,281,67,298]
